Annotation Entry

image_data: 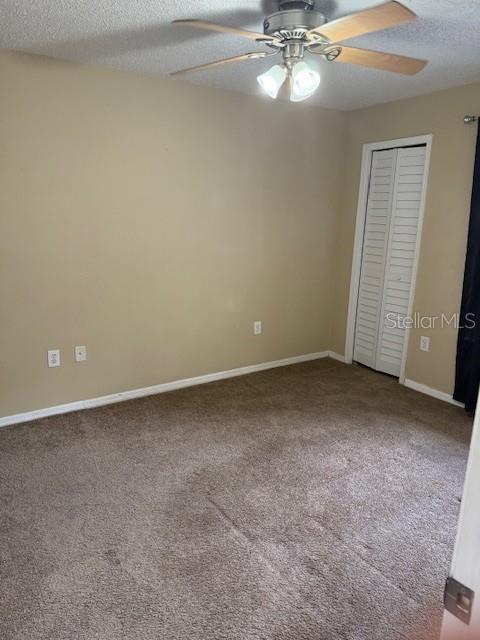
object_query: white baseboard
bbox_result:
[0,350,333,428]
[404,378,464,407]
[328,351,346,363]
[4,355,460,429]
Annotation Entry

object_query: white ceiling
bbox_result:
[1,1,480,110]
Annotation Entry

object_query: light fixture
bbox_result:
[290,61,321,102]
[257,59,320,102]
[256,64,287,99]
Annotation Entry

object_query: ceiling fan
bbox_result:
[170,0,427,102]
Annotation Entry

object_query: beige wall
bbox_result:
[331,83,480,394]
[0,51,346,417]
[1,48,479,418]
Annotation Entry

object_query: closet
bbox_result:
[353,144,427,377]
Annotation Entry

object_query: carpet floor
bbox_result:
[0,359,472,640]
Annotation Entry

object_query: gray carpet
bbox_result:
[0,359,472,640]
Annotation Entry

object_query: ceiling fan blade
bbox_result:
[172,19,277,43]
[170,52,273,76]
[308,1,417,43]
[330,45,427,75]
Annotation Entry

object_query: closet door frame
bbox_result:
[345,134,432,383]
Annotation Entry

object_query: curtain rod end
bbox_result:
[464,115,478,124]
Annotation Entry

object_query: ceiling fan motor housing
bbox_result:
[278,0,315,9]
[264,9,327,41]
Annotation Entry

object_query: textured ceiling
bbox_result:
[1,1,480,110]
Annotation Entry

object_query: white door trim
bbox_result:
[441,398,480,639]
[344,134,433,384]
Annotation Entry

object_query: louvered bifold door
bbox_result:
[375,145,427,377]
[353,149,398,369]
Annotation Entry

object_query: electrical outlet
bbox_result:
[253,321,262,336]
[420,336,430,352]
[47,349,61,368]
[75,345,87,362]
